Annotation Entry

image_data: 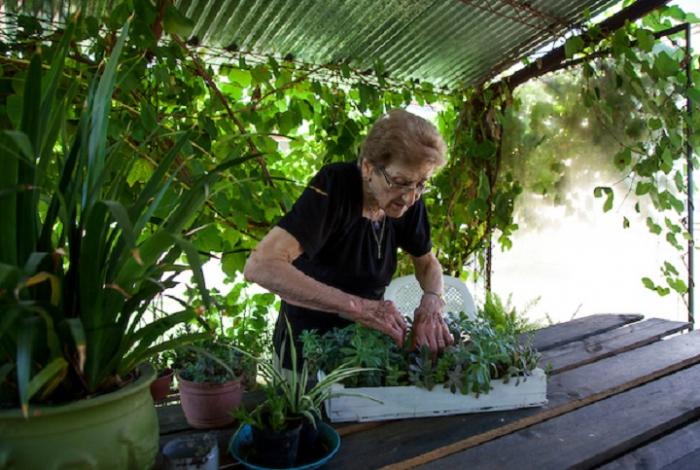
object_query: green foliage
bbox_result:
[427,89,524,277]
[302,307,541,397]
[0,17,250,412]
[175,340,248,384]
[184,284,274,359]
[497,6,699,301]
[235,320,373,433]
[480,292,542,334]
[149,348,176,374]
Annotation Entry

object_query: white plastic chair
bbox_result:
[384,275,477,319]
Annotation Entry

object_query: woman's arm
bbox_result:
[244,226,406,345]
[411,252,454,354]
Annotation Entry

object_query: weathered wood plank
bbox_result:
[330,330,700,469]
[423,364,700,470]
[527,313,643,351]
[659,448,700,470]
[541,318,689,374]
[598,419,700,470]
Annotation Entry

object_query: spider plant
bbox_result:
[235,320,377,433]
[0,17,256,415]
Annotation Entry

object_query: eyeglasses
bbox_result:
[375,165,430,195]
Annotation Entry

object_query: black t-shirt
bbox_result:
[273,162,432,366]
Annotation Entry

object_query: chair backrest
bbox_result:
[384,275,477,319]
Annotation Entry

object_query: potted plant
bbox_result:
[183,285,270,390]
[231,322,373,468]
[150,349,176,403]
[301,305,545,422]
[175,338,249,429]
[0,18,254,468]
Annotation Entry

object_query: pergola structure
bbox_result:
[5,0,670,88]
[4,0,692,319]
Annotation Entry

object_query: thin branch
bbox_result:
[172,35,276,189]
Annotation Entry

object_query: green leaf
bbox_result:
[663,261,679,276]
[139,100,158,132]
[107,2,131,29]
[635,29,655,52]
[646,217,662,235]
[64,318,87,373]
[688,87,700,104]
[222,251,248,277]
[611,30,630,56]
[163,5,194,37]
[102,200,137,249]
[653,51,679,78]
[173,236,210,308]
[623,217,630,229]
[635,182,652,196]
[649,117,663,130]
[564,36,586,59]
[3,130,34,161]
[85,19,131,210]
[251,65,271,84]
[593,186,613,212]
[127,158,155,186]
[614,148,632,171]
[27,357,68,401]
[641,277,655,290]
[229,69,252,88]
[668,278,688,294]
[17,317,38,416]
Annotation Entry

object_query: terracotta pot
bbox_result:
[177,374,244,429]
[150,368,174,402]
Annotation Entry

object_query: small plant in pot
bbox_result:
[232,323,374,468]
[149,349,176,403]
[175,338,250,429]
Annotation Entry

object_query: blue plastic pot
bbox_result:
[229,422,340,470]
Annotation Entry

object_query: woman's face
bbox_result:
[363,159,435,218]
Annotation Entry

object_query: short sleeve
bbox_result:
[277,167,340,259]
[395,198,432,257]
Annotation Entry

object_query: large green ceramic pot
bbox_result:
[0,364,158,469]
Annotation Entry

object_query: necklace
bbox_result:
[370,216,386,260]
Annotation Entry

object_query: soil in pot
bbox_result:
[248,420,302,468]
[177,374,244,429]
[150,368,174,402]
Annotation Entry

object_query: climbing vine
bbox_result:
[1,1,697,307]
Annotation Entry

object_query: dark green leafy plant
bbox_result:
[149,348,176,375]
[302,308,541,397]
[0,17,256,414]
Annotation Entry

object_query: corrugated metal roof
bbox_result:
[2,0,622,89]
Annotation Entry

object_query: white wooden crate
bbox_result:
[322,368,547,423]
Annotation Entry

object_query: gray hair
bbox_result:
[359,109,447,169]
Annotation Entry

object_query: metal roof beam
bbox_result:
[503,0,672,91]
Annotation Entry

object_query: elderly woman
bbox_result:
[244,109,453,366]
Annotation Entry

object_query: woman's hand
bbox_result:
[412,294,453,355]
[351,299,407,346]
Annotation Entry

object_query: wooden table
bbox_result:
[157,314,700,469]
